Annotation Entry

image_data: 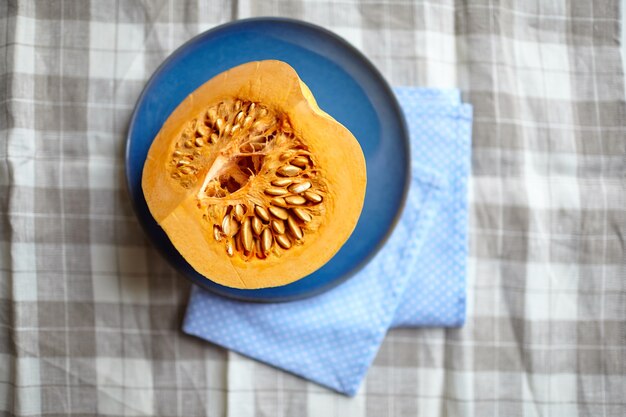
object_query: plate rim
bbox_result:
[125,17,411,302]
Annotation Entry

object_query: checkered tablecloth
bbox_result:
[1,1,624,416]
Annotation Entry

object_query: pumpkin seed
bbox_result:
[221,215,231,236]
[272,178,293,187]
[271,197,288,207]
[251,216,262,235]
[285,195,306,205]
[255,238,265,259]
[292,207,312,222]
[271,219,285,235]
[277,165,301,177]
[304,191,322,203]
[276,234,292,249]
[255,205,270,222]
[197,124,209,137]
[280,151,295,161]
[287,216,303,240]
[252,120,266,131]
[291,156,308,168]
[268,206,289,220]
[234,204,245,221]
[241,218,253,251]
[261,228,273,253]
[222,214,239,237]
[265,187,288,196]
[213,226,221,242]
[225,240,233,257]
[288,181,311,194]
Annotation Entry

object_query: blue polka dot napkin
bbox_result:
[183,87,472,396]
[392,88,472,327]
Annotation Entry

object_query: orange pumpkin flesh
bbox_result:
[142,60,366,289]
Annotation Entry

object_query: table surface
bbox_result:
[1,1,625,416]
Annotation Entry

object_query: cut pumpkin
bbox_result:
[142,60,366,289]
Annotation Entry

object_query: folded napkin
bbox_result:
[392,88,472,327]
[183,87,472,395]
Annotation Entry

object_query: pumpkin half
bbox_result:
[142,60,366,289]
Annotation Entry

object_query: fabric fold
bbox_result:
[392,88,472,327]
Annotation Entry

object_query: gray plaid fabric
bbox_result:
[1,0,624,416]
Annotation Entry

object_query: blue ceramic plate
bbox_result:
[126,18,410,302]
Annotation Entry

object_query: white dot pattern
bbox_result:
[183,87,472,396]
[391,88,472,327]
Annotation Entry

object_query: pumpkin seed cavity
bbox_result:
[168,98,325,260]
